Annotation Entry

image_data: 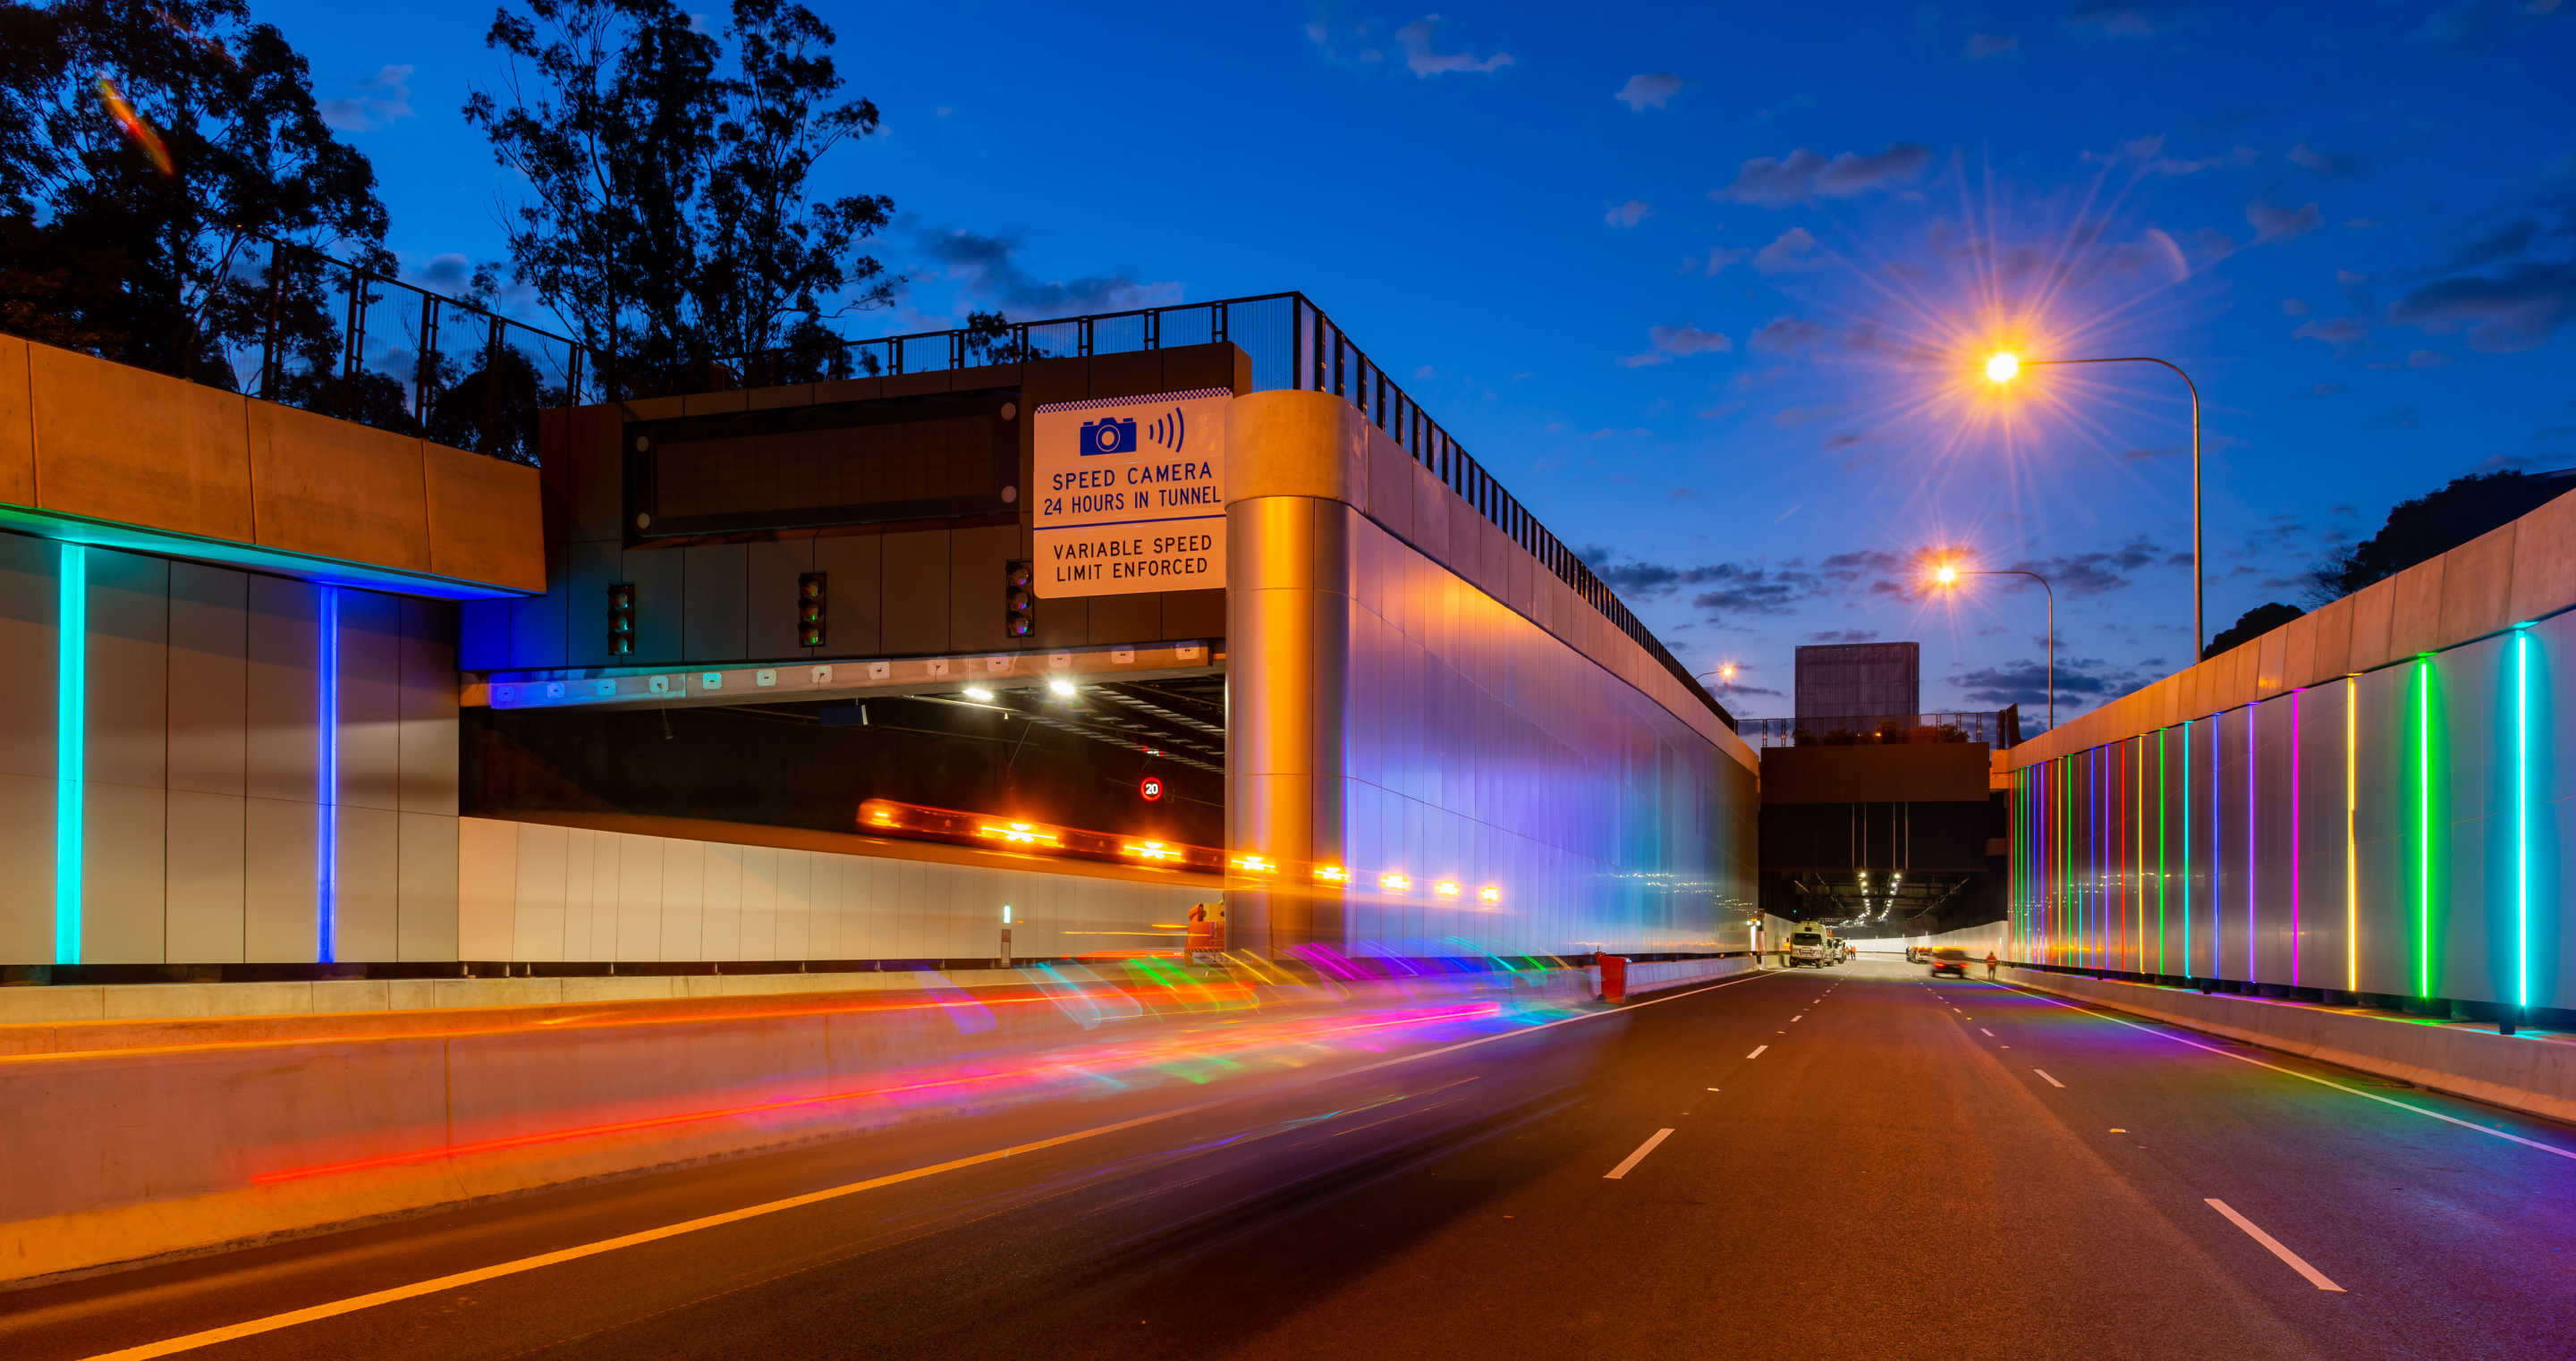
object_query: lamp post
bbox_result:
[1936,563,2057,733]
[1984,351,2204,659]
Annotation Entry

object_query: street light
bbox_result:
[1934,563,2057,733]
[1984,351,2204,658]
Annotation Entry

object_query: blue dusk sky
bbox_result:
[258,0,2576,727]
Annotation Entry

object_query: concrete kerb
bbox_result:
[1998,968,2576,1127]
[0,956,1747,1288]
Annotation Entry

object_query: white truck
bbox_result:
[1787,930,1838,968]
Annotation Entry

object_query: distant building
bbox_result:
[1795,641,1919,721]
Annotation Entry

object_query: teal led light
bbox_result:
[2516,630,2529,1009]
[55,544,85,965]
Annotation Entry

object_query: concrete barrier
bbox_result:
[0,956,1752,1286]
[2001,968,2576,1126]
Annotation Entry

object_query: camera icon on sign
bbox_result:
[1080,416,1137,456]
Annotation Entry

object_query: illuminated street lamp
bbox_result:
[1934,562,2056,733]
[1984,351,2204,658]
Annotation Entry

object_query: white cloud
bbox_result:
[319,64,415,133]
[1616,325,1733,368]
[1714,143,1933,207]
[1605,199,1652,228]
[1394,17,1513,76]
[1753,226,1822,273]
[1614,72,1682,111]
[2249,200,2323,243]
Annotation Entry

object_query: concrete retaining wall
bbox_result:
[0,955,1749,1286]
[2001,968,2576,1126]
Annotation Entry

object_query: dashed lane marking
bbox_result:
[1747,1044,1769,1060]
[2206,1199,2347,1292]
[2033,1069,2065,1087]
[1605,1129,1676,1179]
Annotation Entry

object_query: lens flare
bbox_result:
[1985,351,2021,383]
[96,75,174,179]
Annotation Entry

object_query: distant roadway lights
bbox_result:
[1479,885,1502,903]
[1436,880,1462,897]
[1047,677,1077,697]
[963,686,994,702]
[1381,873,1411,892]
[1932,561,2058,733]
[1982,348,2206,657]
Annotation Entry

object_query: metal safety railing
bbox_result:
[1737,707,2022,750]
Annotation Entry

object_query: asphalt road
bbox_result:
[8,959,2573,1361]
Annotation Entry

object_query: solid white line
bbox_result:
[2033,1069,2065,1087]
[1604,1129,1676,1179]
[2206,1199,2347,1291]
[69,1099,1230,1361]
[1746,1044,1768,1059]
[1991,982,2576,1161]
[99,967,1792,1359]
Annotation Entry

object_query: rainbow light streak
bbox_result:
[2289,688,2301,988]
[54,544,84,965]
[248,997,1508,1185]
[2346,675,2359,993]
[317,588,339,963]
[2516,630,2529,1009]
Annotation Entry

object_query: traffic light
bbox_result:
[1004,560,1035,638]
[797,571,826,647]
[606,582,635,655]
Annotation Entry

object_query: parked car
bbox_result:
[1928,947,1970,978]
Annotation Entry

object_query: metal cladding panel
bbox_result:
[682,544,748,663]
[0,537,56,792]
[2015,617,2575,1011]
[337,589,403,814]
[165,562,248,798]
[81,781,165,962]
[399,599,460,816]
[334,804,399,963]
[243,574,318,806]
[164,790,246,961]
[744,538,814,659]
[811,534,884,656]
[85,548,168,791]
[242,794,318,961]
[397,810,461,962]
[1228,499,1745,959]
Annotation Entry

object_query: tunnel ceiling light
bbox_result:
[1381,873,1411,892]
[1048,678,1077,697]
[1435,881,1462,896]
[964,686,995,701]
[1232,854,1276,875]
[1480,886,1502,903]
[1314,865,1351,883]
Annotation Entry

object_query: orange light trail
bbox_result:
[95,75,174,178]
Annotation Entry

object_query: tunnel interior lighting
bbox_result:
[1435,881,1462,897]
[1048,678,1077,697]
[2289,688,2301,988]
[2416,656,2431,997]
[54,544,83,965]
[1002,904,1013,924]
[2516,630,2529,1009]
[1314,865,1351,883]
[1381,873,1411,892]
[1479,886,1501,903]
[2346,675,2358,993]
[964,686,995,701]
[1232,854,1276,875]
[985,821,1059,848]
[1124,841,1181,862]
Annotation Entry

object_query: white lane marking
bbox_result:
[2033,1069,2065,1087]
[2206,1199,2347,1292]
[1980,1028,1996,1037]
[1992,982,2576,1162]
[66,1097,1231,1361]
[1747,1044,1769,1059]
[93,968,1796,1359]
[1792,1015,1803,1022]
[1604,1129,1677,1179]
[1706,1087,1721,1091]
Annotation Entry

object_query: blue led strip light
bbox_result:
[2182,718,2192,978]
[2516,630,2529,1010]
[55,545,85,965]
[317,587,339,964]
